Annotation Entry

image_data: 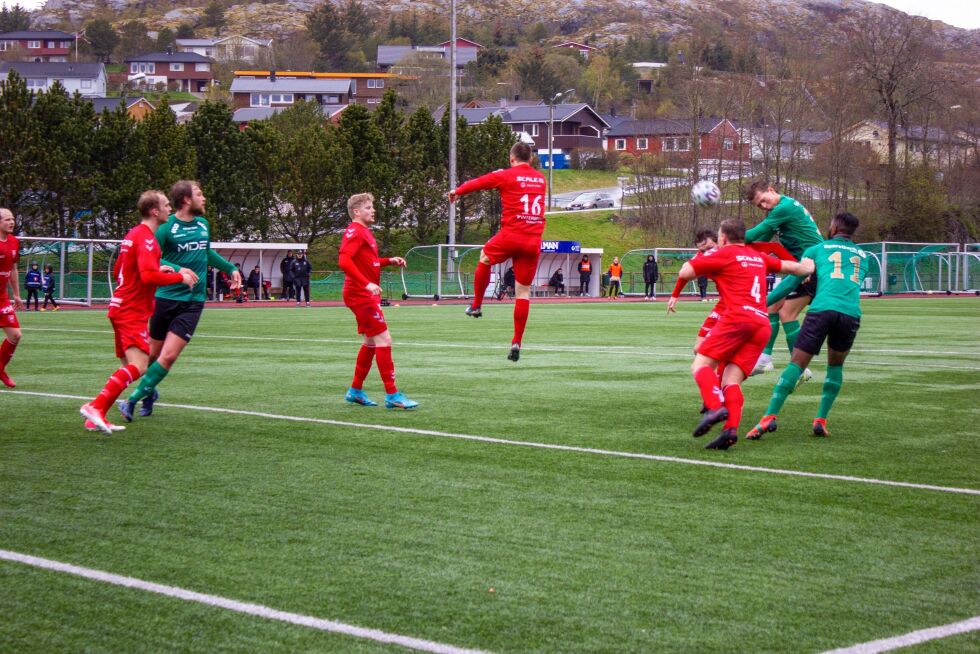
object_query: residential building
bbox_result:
[0,61,106,96]
[231,104,346,128]
[553,41,598,59]
[377,38,481,71]
[229,74,353,110]
[842,119,973,166]
[738,126,831,162]
[89,96,156,120]
[0,30,75,62]
[125,50,214,93]
[176,36,273,64]
[606,118,747,164]
[232,70,403,106]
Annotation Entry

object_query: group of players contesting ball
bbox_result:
[0,141,869,449]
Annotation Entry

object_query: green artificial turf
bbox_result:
[1,298,978,652]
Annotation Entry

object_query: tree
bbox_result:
[91,102,146,237]
[175,23,195,39]
[0,72,39,227]
[273,30,318,71]
[86,19,119,64]
[0,3,30,32]
[306,0,374,71]
[115,21,154,62]
[582,54,626,112]
[512,47,580,101]
[135,102,195,194]
[202,1,227,35]
[369,91,404,252]
[401,107,446,242]
[156,27,177,52]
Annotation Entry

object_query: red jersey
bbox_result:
[689,244,782,323]
[0,233,19,303]
[108,223,182,321]
[453,163,547,237]
[338,221,392,306]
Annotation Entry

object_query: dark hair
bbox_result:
[719,218,746,243]
[510,141,532,163]
[170,180,198,211]
[695,226,716,245]
[44,264,53,272]
[831,211,859,236]
[137,190,165,217]
[744,180,772,202]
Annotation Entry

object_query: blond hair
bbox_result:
[347,192,375,218]
[137,190,166,217]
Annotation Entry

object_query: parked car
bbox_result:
[567,192,615,210]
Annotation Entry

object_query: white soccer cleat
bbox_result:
[751,353,774,376]
[795,367,813,389]
[80,403,114,435]
[84,418,126,433]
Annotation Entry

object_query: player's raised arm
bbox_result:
[667,262,698,314]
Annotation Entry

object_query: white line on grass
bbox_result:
[4,389,979,497]
[0,549,490,654]
[821,615,980,654]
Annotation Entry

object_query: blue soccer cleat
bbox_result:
[117,399,136,423]
[384,392,418,410]
[345,388,378,406]
[139,389,159,417]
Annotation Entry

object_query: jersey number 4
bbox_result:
[520,194,543,216]
[829,251,862,284]
[750,276,761,303]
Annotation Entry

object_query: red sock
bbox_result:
[716,363,724,386]
[723,384,744,429]
[91,364,141,414]
[471,262,491,310]
[512,298,530,346]
[693,366,723,410]
[0,338,16,368]
[351,344,375,390]
[375,346,397,394]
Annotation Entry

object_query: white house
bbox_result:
[176,36,273,63]
[0,61,106,97]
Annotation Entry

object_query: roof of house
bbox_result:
[464,99,543,109]
[861,119,971,145]
[232,105,346,123]
[437,38,483,48]
[606,117,727,137]
[0,61,104,78]
[599,113,631,129]
[234,70,402,79]
[0,30,75,40]
[434,103,609,128]
[377,44,478,67]
[554,41,598,50]
[177,36,272,47]
[89,96,154,113]
[229,77,353,94]
[126,51,212,63]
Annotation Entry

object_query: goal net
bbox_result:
[400,244,485,299]
[17,237,122,306]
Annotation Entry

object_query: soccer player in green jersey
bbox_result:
[744,181,824,377]
[746,212,869,439]
[118,181,242,421]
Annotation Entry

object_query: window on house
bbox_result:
[523,123,539,137]
[325,94,340,103]
[367,79,385,88]
[26,78,45,91]
[636,138,648,150]
[872,130,879,138]
[614,138,626,151]
[678,137,690,151]
[27,40,40,49]
[62,41,71,48]
[724,138,734,150]
[367,97,380,104]
[250,93,269,107]
[171,63,184,71]
[196,63,210,72]
[205,48,214,56]
[662,137,675,151]
[81,79,91,89]
[0,41,11,51]
[47,41,57,48]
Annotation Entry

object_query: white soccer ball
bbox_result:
[691,180,721,208]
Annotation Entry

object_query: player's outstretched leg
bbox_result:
[466,262,491,317]
[692,366,727,436]
[508,298,529,362]
[752,314,780,375]
[121,361,169,420]
[0,336,18,387]
[375,345,417,409]
[346,344,377,406]
[706,384,742,450]
[83,363,141,433]
[812,364,843,436]
[746,363,803,439]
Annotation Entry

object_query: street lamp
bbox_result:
[547,88,575,210]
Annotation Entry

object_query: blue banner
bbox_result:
[540,240,581,254]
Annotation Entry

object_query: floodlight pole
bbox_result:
[447,0,458,261]
[547,89,574,211]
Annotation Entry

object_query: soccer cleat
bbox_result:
[507,344,521,362]
[705,428,738,450]
[464,306,482,318]
[0,368,15,388]
[384,392,418,410]
[84,419,126,433]
[746,415,778,440]
[345,388,377,407]
[751,353,774,376]
[812,418,830,437]
[139,389,159,417]
[693,407,729,437]
[795,367,813,389]
[699,402,708,414]
[117,399,136,423]
[80,403,113,435]
[39,307,46,312]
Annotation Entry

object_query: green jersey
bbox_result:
[801,236,870,318]
[156,214,235,302]
[746,195,823,260]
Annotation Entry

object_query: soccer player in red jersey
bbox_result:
[79,191,197,434]
[667,219,812,450]
[339,193,418,410]
[0,208,24,388]
[449,141,547,362]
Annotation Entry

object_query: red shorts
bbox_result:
[482,232,541,286]
[110,316,150,359]
[698,310,722,338]
[697,315,770,377]
[1,303,19,329]
[348,302,388,337]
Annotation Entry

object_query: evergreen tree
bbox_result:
[0,3,30,32]
[135,101,195,196]
[175,23,195,39]
[202,1,227,35]
[156,27,177,52]
[369,90,404,252]
[402,107,446,242]
[86,19,119,64]
[91,102,146,237]
[115,22,154,62]
[0,72,38,227]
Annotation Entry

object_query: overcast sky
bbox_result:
[10,0,980,30]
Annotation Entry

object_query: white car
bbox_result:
[567,192,615,210]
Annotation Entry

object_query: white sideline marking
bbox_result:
[821,615,980,654]
[3,390,979,497]
[0,549,489,654]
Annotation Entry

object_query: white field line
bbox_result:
[20,328,980,366]
[3,390,979,497]
[0,549,490,654]
[821,615,980,654]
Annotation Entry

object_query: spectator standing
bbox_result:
[607,256,623,299]
[233,263,246,303]
[577,255,592,296]
[247,265,262,301]
[548,268,565,296]
[280,250,295,301]
[24,262,42,311]
[41,264,59,311]
[643,255,659,300]
[291,250,312,306]
[697,275,709,302]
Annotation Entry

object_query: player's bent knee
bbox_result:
[514,284,531,300]
[5,329,21,344]
[479,251,491,265]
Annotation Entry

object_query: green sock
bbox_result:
[765,362,802,416]
[817,365,843,419]
[128,361,169,402]
[763,313,780,355]
[783,320,801,354]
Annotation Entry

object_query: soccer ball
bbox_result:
[691,180,721,208]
